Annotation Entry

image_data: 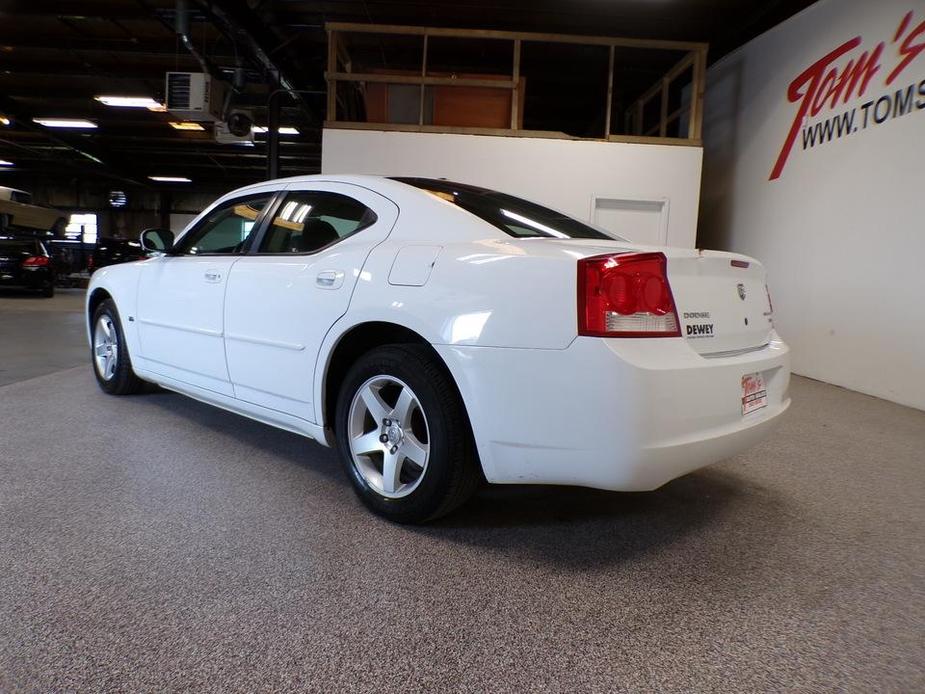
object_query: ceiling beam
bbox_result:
[0,35,236,59]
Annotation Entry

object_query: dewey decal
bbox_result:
[686,323,715,337]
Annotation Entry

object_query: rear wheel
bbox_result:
[335,344,479,523]
[91,299,144,395]
[40,281,54,298]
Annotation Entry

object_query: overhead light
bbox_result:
[0,159,13,166]
[33,118,97,129]
[0,116,9,126]
[253,126,299,135]
[148,176,191,183]
[95,95,162,109]
[168,121,205,131]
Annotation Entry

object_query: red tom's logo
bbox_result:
[770,10,925,180]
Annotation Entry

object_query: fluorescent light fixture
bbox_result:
[148,176,192,183]
[252,126,299,135]
[94,95,162,109]
[0,116,9,126]
[0,159,13,166]
[168,121,205,131]
[33,118,97,129]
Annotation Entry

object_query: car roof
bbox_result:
[219,174,473,203]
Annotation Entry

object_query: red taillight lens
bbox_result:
[578,252,681,337]
[22,255,50,267]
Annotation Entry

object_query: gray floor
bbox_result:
[0,293,923,692]
[0,288,87,386]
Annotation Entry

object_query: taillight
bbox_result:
[22,256,50,268]
[577,252,681,337]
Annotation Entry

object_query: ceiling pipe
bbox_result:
[174,0,223,81]
[191,0,313,124]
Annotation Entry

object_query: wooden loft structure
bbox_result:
[324,23,708,146]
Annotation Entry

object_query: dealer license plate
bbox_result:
[741,372,768,415]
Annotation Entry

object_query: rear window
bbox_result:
[0,239,37,255]
[10,191,32,204]
[394,177,617,240]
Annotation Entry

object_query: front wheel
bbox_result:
[335,344,479,523]
[91,299,145,395]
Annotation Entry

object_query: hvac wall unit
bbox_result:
[165,72,225,121]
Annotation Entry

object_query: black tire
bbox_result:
[90,298,145,395]
[335,344,480,523]
[41,282,54,298]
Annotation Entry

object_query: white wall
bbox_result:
[322,129,704,248]
[700,0,925,410]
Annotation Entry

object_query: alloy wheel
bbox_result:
[347,375,431,498]
[93,315,119,381]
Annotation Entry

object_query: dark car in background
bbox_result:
[0,237,56,297]
[88,237,148,275]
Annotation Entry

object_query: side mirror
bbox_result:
[140,228,175,253]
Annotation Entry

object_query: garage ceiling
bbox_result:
[0,0,817,193]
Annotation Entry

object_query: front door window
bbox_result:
[174,194,273,255]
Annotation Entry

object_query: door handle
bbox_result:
[316,270,344,289]
[204,270,222,283]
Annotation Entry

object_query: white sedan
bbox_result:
[87,175,790,523]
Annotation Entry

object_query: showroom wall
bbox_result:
[700,0,925,410]
[322,129,704,248]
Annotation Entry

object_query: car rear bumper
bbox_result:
[0,268,50,289]
[436,332,790,491]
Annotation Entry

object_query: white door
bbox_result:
[224,182,399,421]
[591,196,669,246]
[135,191,276,395]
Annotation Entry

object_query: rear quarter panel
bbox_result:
[344,232,581,350]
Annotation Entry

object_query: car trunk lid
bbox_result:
[512,239,774,354]
[664,250,773,355]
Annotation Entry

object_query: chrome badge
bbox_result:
[737,283,746,300]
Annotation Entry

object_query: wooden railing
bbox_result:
[325,23,708,146]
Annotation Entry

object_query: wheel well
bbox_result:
[87,288,112,330]
[323,322,433,430]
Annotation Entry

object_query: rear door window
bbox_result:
[257,191,377,254]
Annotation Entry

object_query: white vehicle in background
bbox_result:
[0,186,65,233]
[86,175,790,523]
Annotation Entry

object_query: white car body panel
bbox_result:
[223,181,399,421]
[87,174,791,492]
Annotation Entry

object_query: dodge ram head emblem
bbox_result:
[737,283,746,300]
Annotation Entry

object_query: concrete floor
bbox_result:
[0,292,923,692]
[0,288,87,386]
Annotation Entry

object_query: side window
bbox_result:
[174,193,273,255]
[258,191,377,254]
